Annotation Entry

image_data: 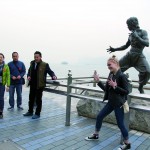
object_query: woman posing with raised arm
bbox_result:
[85,55,131,150]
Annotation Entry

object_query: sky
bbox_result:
[0,0,150,65]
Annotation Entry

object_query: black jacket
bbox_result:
[97,69,129,107]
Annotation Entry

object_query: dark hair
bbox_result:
[0,53,5,58]
[126,17,139,28]
[34,51,42,57]
[12,52,18,56]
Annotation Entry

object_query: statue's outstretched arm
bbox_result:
[107,39,130,53]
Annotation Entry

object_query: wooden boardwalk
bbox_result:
[0,87,150,150]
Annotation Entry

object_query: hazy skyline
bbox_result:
[0,0,150,65]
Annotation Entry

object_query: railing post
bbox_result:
[65,70,72,126]
[120,73,132,144]
[93,70,97,87]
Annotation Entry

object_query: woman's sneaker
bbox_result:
[85,134,99,141]
[118,143,131,150]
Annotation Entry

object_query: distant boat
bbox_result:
[61,61,68,65]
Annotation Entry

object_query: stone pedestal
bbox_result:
[76,92,150,133]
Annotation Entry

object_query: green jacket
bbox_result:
[28,60,55,89]
[37,61,47,88]
[2,64,10,86]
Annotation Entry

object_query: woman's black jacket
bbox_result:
[97,69,129,107]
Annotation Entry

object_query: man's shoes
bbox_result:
[7,107,14,110]
[138,85,144,94]
[0,114,3,119]
[17,106,24,110]
[23,112,33,116]
[85,134,99,141]
[32,114,40,119]
[118,143,131,150]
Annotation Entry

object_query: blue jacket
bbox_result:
[8,61,26,85]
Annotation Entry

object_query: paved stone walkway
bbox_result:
[0,87,150,150]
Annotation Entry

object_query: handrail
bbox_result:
[69,84,104,93]
[45,71,150,109]
[46,80,67,87]
[47,75,150,84]
[46,79,150,90]
[129,93,150,101]
[44,70,150,140]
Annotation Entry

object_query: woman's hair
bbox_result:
[0,53,5,58]
[108,55,120,66]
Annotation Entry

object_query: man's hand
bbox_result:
[107,46,116,53]
[52,76,57,80]
[17,75,21,80]
[6,87,9,92]
[27,76,31,81]
[12,76,17,80]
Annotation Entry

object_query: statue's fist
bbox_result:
[131,31,138,38]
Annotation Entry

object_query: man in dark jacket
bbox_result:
[8,52,26,110]
[23,51,57,119]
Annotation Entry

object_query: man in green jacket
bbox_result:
[0,53,10,118]
[23,51,57,119]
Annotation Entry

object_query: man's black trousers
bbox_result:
[28,87,44,115]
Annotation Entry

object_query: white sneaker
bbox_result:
[85,134,99,141]
[117,143,131,150]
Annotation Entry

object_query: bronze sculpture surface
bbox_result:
[107,17,150,93]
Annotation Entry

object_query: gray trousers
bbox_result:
[119,51,150,85]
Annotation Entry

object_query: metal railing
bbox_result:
[45,71,150,128]
[44,70,150,143]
